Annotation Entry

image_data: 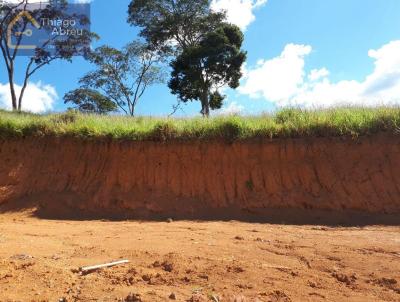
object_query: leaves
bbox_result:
[168,23,246,115]
[128,1,246,116]
[66,41,165,116]
[128,0,225,53]
[64,89,118,114]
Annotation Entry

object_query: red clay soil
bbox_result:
[0,212,399,302]
[0,134,400,222]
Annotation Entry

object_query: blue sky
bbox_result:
[1,0,400,116]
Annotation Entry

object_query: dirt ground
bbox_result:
[0,212,399,302]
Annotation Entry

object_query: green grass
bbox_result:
[1,107,400,141]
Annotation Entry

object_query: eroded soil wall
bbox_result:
[1,134,400,220]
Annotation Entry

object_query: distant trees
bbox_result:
[0,0,95,111]
[128,0,246,116]
[63,88,117,114]
[64,41,165,116]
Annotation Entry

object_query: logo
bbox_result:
[7,10,40,50]
[1,1,91,56]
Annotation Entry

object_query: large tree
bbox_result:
[169,24,246,116]
[128,0,246,116]
[66,41,165,116]
[0,0,95,111]
[128,0,225,54]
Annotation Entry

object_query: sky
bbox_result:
[1,0,400,116]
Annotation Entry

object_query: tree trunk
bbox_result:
[18,78,29,111]
[128,99,135,117]
[7,66,18,110]
[200,89,210,117]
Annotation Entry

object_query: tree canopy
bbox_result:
[128,0,246,116]
[169,24,246,116]
[65,41,165,116]
[64,88,117,114]
[128,0,225,53]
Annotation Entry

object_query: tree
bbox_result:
[169,24,246,116]
[68,41,165,116]
[128,0,247,116]
[0,0,95,111]
[63,88,117,114]
[127,0,225,54]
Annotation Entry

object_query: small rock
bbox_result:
[234,236,244,241]
[167,218,173,223]
[59,298,67,302]
[124,292,142,302]
[142,274,151,282]
[169,292,176,300]
[187,293,207,302]
[308,280,317,288]
[227,266,245,273]
[332,272,356,285]
[161,261,174,272]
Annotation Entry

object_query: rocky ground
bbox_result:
[0,212,399,302]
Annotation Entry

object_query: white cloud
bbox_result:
[239,44,311,102]
[239,40,400,108]
[73,0,92,3]
[211,0,267,30]
[0,81,57,113]
[308,68,329,81]
[217,101,244,115]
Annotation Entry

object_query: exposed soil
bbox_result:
[1,134,400,223]
[0,135,400,300]
[0,212,399,301]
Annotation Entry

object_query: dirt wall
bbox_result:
[1,134,400,221]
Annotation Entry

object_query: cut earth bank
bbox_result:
[0,133,399,224]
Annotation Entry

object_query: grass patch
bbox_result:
[0,107,400,141]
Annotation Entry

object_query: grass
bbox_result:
[0,106,400,141]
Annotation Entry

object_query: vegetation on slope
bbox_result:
[0,107,399,141]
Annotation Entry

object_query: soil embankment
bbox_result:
[0,134,399,222]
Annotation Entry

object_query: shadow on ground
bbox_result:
[1,196,399,227]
